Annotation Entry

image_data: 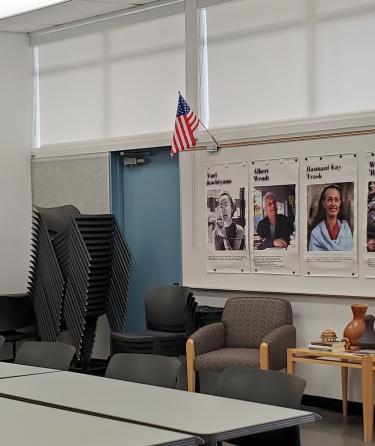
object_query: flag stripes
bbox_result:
[171,94,199,156]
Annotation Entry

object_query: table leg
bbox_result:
[361,356,373,442]
[287,349,295,374]
[341,366,348,416]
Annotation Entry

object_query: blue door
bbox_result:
[110,148,181,331]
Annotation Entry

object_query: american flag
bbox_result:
[170,94,200,156]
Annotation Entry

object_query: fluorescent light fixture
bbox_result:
[0,0,70,20]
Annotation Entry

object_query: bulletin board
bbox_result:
[180,131,375,297]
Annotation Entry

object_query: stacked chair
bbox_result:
[27,205,132,365]
[111,285,197,356]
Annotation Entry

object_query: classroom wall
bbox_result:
[0,33,33,294]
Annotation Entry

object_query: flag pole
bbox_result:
[198,119,220,148]
[178,92,219,148]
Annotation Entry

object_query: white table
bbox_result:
[0,396,199,446]
[0,371,319,445]
[0,361,59,378]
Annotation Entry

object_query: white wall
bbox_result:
[0,33,33,293]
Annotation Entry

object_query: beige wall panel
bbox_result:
[31,154,110,214]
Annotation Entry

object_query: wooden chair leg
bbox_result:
[186,338,196,392]
[260,342,269,370]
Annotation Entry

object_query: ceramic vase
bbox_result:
[343,304,368,348]
[358,315,375,349]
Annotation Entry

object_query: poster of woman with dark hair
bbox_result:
[304,153,357,278]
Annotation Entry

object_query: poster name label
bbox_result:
[369,160,375,177]
[253,167,269,182]
[206,172,232,186]
[306,163,342,180]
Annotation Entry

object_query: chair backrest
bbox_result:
[145,285,192,332]
[216,367,306,409]
[105,353,181,389]
[0,294,35,332]
[222,297,293,348]
[36,205,80,236]
[15,341,76,370]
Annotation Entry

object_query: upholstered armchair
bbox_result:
[186,297,296,392]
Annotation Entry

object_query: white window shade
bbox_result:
[203,0,375,129]
[315,12,375,115]
[37,13,184,146]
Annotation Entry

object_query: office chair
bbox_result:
[215,366,307,446]
[186,297,296,392]
[15,341,76,371]
[105,353,181,389]
[0,294,36,360]
[111,285,196,356]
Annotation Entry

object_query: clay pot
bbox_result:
[343,304,368,347]
[358,315,375,349]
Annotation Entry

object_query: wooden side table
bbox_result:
[287,347,375,442]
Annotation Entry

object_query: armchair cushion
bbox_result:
[189,322,225,356]
[195,348,259,372]
[222,297,293,348]
[262,325,296,370]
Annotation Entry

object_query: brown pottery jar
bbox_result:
[343,304,368,348]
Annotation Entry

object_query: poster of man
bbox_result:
[306,182,354,252]
[250,157,299,275]
[253,185,296,251]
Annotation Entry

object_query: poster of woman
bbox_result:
[303,153,357,277]
[207,162,249,273]
[307,183,354,252]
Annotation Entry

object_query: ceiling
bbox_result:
[0,0,158,33]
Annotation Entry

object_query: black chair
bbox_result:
[215,367,307,446]
[105,353,181,389]
[15,341,76,371]
[0,294,36,359]
[111,285,196,356]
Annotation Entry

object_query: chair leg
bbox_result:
[186,338,196,392]
[12,340,17,361]
[259,342,269,370]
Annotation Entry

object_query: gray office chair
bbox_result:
[215,367,307,446]
[105,353,181,389]
[15,341,76,371]
[111,285,196,356]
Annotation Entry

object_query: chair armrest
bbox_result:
[189,322,225,355]
[262,325,296,370]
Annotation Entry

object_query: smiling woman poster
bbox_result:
[303,153,357,277]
